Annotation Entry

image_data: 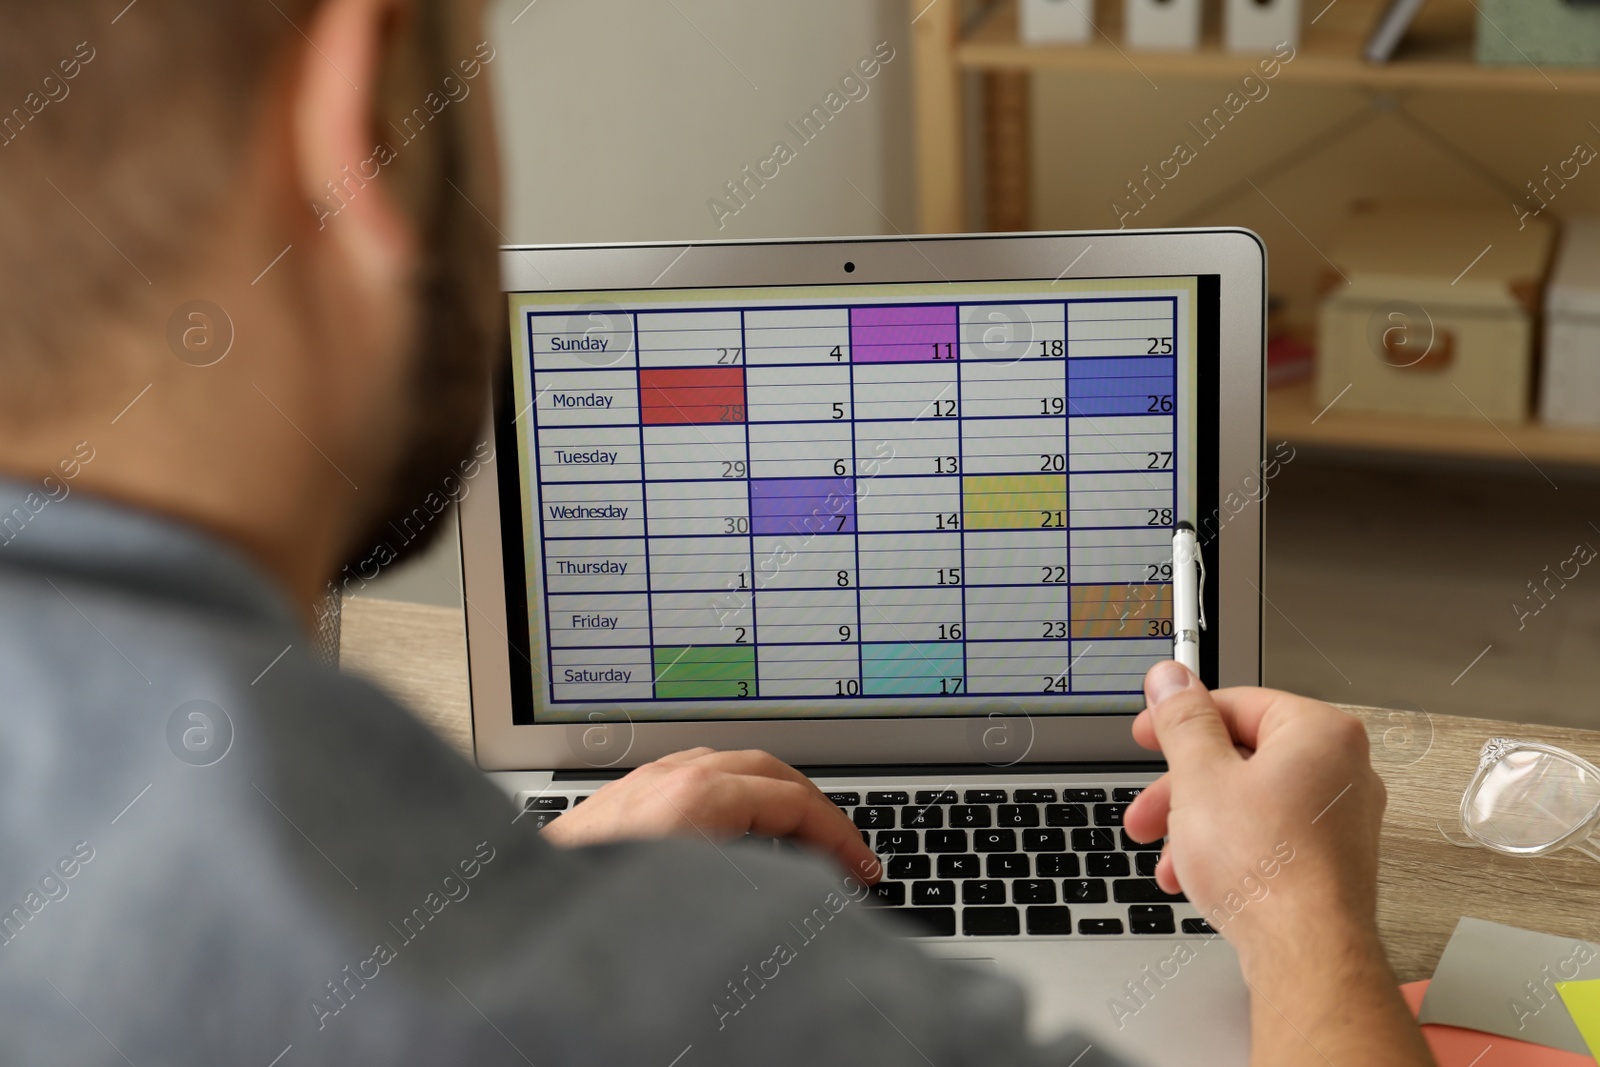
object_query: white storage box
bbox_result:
[1541,218,1600,428]
[1021,0,1095,43]
[1125,0,1201,50]
[1225,0,1300,52]
[1315,205,1555,422]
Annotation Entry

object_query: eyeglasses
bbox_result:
[1452,738,1600,861]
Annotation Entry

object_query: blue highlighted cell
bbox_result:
[1068,356,1175,417]
[861,642,966,696]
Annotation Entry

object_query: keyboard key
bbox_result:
[1135,853,1159,877]
[986,853,1029,878]
[1093,804,1128,827]
[962,880,1006,904]
[964,789,1007,804]
[888,856,930,880]
[1121,830,1162,852]
[1012,788,1057,803]
[1023,829,1066,852]
[1027,906,1073,935]
[523,796,569,810]
[867,882,905,906]
[892,907,955,937]
[974,829,1017,853]
[925,830,968,854]
[854,806,895,829]
[875,831,919,854]
[915,790,957,805]
[1012,879,1057,904]
[867,791,910,806]
[962,906,1021,936]
[1113,787,1144,802]
[1062,879,1109,903]
[937,854,980,878]
[1064,788,1107,803]
[825,792,861,807]
[949,805,992,828]
[901,805,943,829]
[912,880,956,906]
[1079,918,1124,935]
[1113,879,1187,903]
[1072,828,1115,852]
[1129,904,1176,934]
[526,811,561,829]
[1087,852,1130,877]
[997,805,1040,828]
[1182,918,1218,936]
[1045,804,1089,827]
[1036,853,1081,878]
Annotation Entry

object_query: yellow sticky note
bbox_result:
[1556,979,1600,1063]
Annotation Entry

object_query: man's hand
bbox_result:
[539,747,883,885]
[1125,662,1385,961]
[1126,662,1436,1067]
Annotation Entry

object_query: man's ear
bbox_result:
[292,0,415,291]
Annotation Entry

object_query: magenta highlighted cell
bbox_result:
[749,477,856,536]
[850,305,959,363]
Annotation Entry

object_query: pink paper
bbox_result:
[1403,981,1597,1066]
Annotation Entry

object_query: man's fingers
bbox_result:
[1142,662,1241,774]
[724,777,882,883]
[1123,774,1170,843]
[1154,846,1181,896]
[655,747,718,765]
[669,748,818,790]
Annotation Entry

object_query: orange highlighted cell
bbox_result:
[640,367,746,425]
[1070,583,1173,640]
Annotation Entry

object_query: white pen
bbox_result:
[1172,521,1202,675]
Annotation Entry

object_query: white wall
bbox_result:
[365,0,916,606]
[489,0,913,244]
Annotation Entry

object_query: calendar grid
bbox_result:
[848,322,865,699]
[739,309,758,699]
[527,295,1182,707]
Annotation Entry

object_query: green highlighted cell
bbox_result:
[654,645,756,699]
[862,642,965,696]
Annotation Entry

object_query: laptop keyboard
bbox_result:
[518,784,1211,939]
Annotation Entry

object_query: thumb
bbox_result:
[1141,661,1240,774]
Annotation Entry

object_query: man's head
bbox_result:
[0,0,502,618]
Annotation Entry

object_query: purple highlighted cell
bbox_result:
[749,477,857,536]
[851,305,959,363]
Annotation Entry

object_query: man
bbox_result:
[0,1,1436,1064]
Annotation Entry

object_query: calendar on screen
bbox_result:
[509,278,1198,722]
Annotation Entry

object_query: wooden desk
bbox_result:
[341,596,1600,983]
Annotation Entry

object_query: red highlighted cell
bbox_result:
[640,367,746,425]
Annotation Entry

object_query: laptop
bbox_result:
[459,229,1265,1066]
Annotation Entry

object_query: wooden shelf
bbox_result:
[1268,381,1600,468]
[959,0,1600,94]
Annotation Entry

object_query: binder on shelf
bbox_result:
[1225,0,1300,53]
[1020,0,1095,43]
[1125,0,1202,50]
[1364,0,1429,63]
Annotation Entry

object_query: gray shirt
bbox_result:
[0,480,1129,1066]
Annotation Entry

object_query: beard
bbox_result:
[333,38,502,586]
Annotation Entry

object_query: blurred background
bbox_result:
[366,0,1600,730]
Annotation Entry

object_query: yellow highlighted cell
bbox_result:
[962,474,1067,531]
[1071,583,1173,640]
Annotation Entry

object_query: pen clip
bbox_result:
[1196,547,1207,632]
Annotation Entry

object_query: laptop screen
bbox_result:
[502,275,1217,725]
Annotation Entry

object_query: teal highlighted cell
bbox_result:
[861,642,966,696]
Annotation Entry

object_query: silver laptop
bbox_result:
[460,230,1265,1066]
